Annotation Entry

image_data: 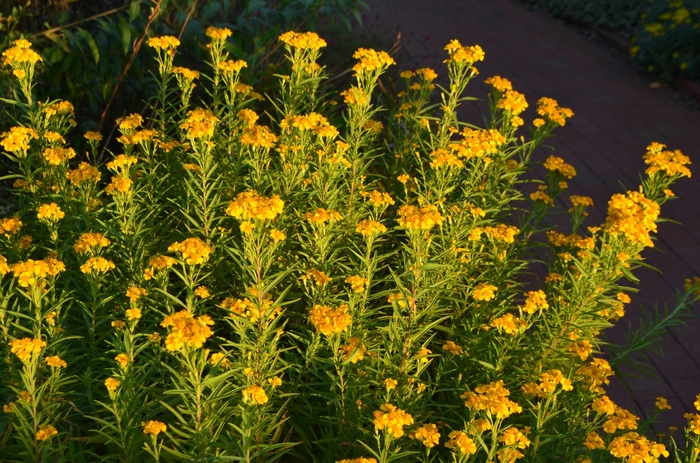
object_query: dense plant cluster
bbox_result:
[525,0,700,82]
[1,28,700,463]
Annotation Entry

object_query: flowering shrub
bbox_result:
[0,29,699,463]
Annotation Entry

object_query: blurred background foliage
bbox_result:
[524,0,700,83]
[0,0,384,146]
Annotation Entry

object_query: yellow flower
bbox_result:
[543,155,576,179]
[384,378,398,390]
[3,403,14,414]
[485,75,512,92]
[304,208,343,225]
[242,385,269,405]
[115,354,130,368]
[161,311,214,351]
[0,126,39,153]
[268,376,282,387]
[180,108,219,139]
[443,341,463,355]
[80,257,116,275]
[608,432,668,460]
[10,338,46,361]
[84,131,102,142]
[270,229,286,242]
[111,320,125,331]
[67,162,101,185]
[444,40,485,64]
[643,142,691,178]
[125,308,142,320]
[308,304,352,335]
[339,337,367,363]
[35,425,58,442]
[361,190,395,207]
[336,458,378,463]
[686,413,700,434]
[73,232,111,255]
[10,258,65,287]
[461,380,522,419]
[217,59,247,73]
[205,26,232,40]
[499,427,530,449]
[655,397,672,410]
[147,35,180,51]
[168,237,213,265]
[194,286,211,298]
[126,286,148,302]
[45,356,66,368]
[352,48,395,74]
[279,31,327,50]
[372,404,414,438]
[602,405,639,433]
[473,283,497,301]
[42,147,76,165]
[411,423,440,448]
[397,204,444,230]
[605,190,660,247]
[226,191,284,221]
[570,195,594,208]
[445,431,477,454]
[37,203,65,222]
[345,275,368,293]
[355,219,387,237]
[142,420,167,436]
[105,176,133,195]
[536,97,574,126]
[583,431,605,450]
[104,377,121,392]
[490,313,527,335]
[209,352,230,368]
[240,124,278,148]
[116,113,143,131]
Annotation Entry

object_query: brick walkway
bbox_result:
[367,0,700,431]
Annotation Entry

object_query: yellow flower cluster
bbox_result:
[117,113,143,131]
[339,337,367,363]
[44,100,75,117]
[104,377,121,392]
[168,237,213,265]
[543,155,576,179]
[2,39,42,66]
[443,341,463,355]
[643,142,691,178]
[106,154,138,172]
[536,97,574,126]
[221,290,280,324]
[530,189,554,206]
[0,216,23,236]
[500,427,531,451]
[520,290,549,314]
[454,127,506,159]
[37,203,65,221]
[568,339,593,360]
[240,124,278,148]
[226,191,284,220]
[361,190,395,207]
[142,420,167,436]
[352,48,396,74]
[84,131,102,142]
[337,458,378,463]
[341,86,370,106]
[105,176,133,195]
[143,255,177,280]
[490,313,527,335]
[46,356,67,368]
[356,219,387,236]
[461,380,522,418]
[496,89,529,127]
[570,195,594,208]
[546,231,595,250]
[430,149,464,169]
[583,431,605,450]
[472,283,497,301]
[577,358,614,393]
[42,147,76,166]
[1,126,38,153]
[444,40,485,64]
[521,369,572,397]
[10,337,46,361]
[218,59,247,73]
[411,423,440,448]
[35,425,58,442]
[205,26,232,40]
[308,304,352,335]
[279,31,327,50]
[686,412,700,435]
[74,232,110,254]
[80,257,115,275]
[445,431,477,454]
[485,75,513,93]
[280,113,338,138]
[372,404,414,438]
[345,275,368,293]
[180,108,218,139]
[242,385,269,405]
[603,405,639,433]
[304,208,343,225]
[147,35,180,51]
[67,162,101,185]
[608,432,668,460]
[161,310,214,351]
[605,191,660,247]
[397,204,444,230]
[173,67,200,81]
[10,257,65,287]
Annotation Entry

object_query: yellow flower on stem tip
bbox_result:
[105,377,121,392]
[242,385,268,405]
[142,420,167,436]
[35,425,57,442]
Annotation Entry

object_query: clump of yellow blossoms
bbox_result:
[46,356,67,368]
[126,286,147,303]
[454,127,506,159]
[168,237,214,265]
[397,204,444,230]
[352,48,396,74]
[461,380,522,418]
[0,216,23,236]
[643,141,691,178]
[37,203,65,222]
[279,31,327,50]
[2,39,42,67]
[205,26,232,40]
[142,420,167,436]
[105,176,133,195]
[242,385,269,405]
[221,288,280,324]
[10,337,46,361]
[1,126,39,153]
[445,431,477,455]
[66,162,101,185]
[444,40,485,64]
[337,458,377,463]
[146,35,180,51]
[10,257,65,287]
[226,191,284,220]
[356,219,387,237]
[74,232,110,254]
[80,257,116,275]
[161,310,214,351]
[536,97,574,127]
[180,108,219,139]
[543,155,577,179]
[520,290,548,314]
[605,191,660,247]
[43,147,76,165]
[411,423,440,448]
[35,425,58,442]
[339,337,367,363]
[472,283,497,301]
[491,313,527,335]
[308,304,352,335]
[104,378,121,392]
[345,275,368,293]
[304,208,343,225]
[143,255,177,280]
[608,432,668,460]
[372,404,414,438]
[522,369,572,398]
[577,358,614,393]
